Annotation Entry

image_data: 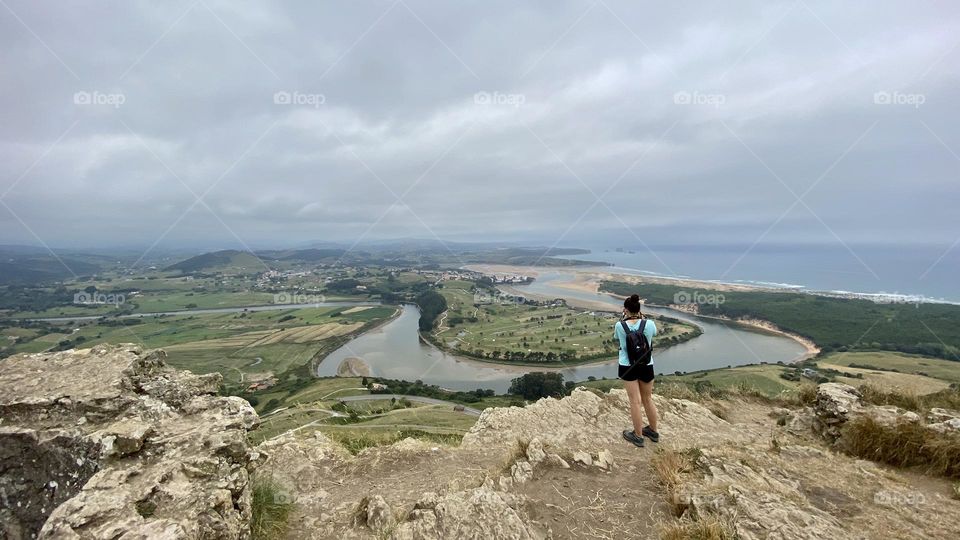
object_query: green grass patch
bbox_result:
[251,476,294,540]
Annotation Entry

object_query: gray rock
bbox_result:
[525,437,547,465]
[545,453,570,469]
[571,451,593,466]
[391,486,535,540]
[365,494,393,534]
[511,459,534,484]
[594,449,615,470]
[0,345,259,539]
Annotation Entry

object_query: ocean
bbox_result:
[558,244,960,303]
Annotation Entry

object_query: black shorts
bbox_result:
[618,363,655,383]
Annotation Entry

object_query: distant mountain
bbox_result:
[163,250,268,273]
[0,257,100,285]
[258,248,348,262]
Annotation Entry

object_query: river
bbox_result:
[317,271,808,393]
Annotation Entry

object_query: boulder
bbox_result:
[0,345,259,539]
[391,485,538,540]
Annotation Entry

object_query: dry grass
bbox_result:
[840,416,960,478]
[858,384,960,413]
[659,514,736,540]
[651,447,696,516]
[776,383,818,407]
[651,448,690,491]
[952,482,960,500]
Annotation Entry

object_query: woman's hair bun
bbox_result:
[629,294,640,301]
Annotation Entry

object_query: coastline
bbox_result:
[466,262,957,305]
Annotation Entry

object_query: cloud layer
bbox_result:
[1,0,958,252]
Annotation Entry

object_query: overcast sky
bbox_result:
[1,0,958,252]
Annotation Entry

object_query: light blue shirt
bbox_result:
[614,318,657,367]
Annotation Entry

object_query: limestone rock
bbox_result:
[545,453,570,469]
[511,459,534,484]
[462,387,728,451]
[365,495,393,534]
[525,437,546,465]
[812,383,862,441]
[927,418,960,434]
[391,485,536,540]
[0,345,259,539]
[927,407,960,423]
[688,446,848,540]
[571,451,593,466]
[594,449,615,470]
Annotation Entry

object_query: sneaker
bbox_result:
[642,425,660,443]
[622,429,645,447]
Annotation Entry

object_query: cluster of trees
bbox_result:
[369,377,496,403]
[0,285,78,313]
[601,280,960,361]
[508,372,567,400]
[415,290,447,331]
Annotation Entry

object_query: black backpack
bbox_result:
[621,319,652,366]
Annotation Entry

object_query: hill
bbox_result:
[163,249,269,273]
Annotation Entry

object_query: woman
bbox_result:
[615,294,659,447]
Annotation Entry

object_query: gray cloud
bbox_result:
[0,0,958,251]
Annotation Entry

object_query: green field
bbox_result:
[1,305,398,391]
[434,280,697,364]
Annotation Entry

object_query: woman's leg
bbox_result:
[623,380,645,434]
[638,379,658,432]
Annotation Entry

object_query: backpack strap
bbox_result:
[638,319,647,335]
[620,320,630,335]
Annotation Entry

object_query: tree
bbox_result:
[508,372,565,400]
